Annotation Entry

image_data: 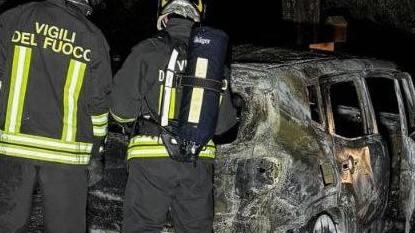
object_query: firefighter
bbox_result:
[0,0,111,232]
[110,0,238,232]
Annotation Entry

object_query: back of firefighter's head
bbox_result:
[157,0,206,30]
[65,0,94,16]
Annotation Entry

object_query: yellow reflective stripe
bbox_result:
[0,131,92,153]
[130,135,163,145]
[0,143,90,165]
[129,135,216,146]
[199,146,216,158]
[195,0,204,13]
[206,140,215,146]
[188,58,208,123]
[5,46,32,133]
[91,113,108,125]
[127,135,216,159]
[159,85,176,119]
[93,125,107,137]
[127,146,215,159]
[91,113,108,137]
[161,0,169,7]
[110,110,135,123]
[128,146,169,159]
[169,88,176,119]
[62,59,86,142]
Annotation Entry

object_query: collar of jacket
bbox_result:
[165,18,194,43]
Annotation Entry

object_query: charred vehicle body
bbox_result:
[214,46,415,233]
[28,47,415,233]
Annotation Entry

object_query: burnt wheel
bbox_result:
[312,214,338,233]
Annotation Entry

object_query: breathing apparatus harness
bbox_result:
[135,26,229,164]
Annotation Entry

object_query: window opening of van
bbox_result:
[366,77,402,195]
[330,81,365,138]
[367,78,399,114]
[307,85,322,124]
[366,78,400,136]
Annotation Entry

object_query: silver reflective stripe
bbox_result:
[91,113,109,137]
[161,49,179,126]
[62,59,86,142]
[110,110,135,123]
[91,112,108,125]
[0,143,90,165]
[5,46,32,133]
[0,131,92,153]
[93,125,107,137]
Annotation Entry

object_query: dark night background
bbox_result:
[1,0,414,75]
[1,0,415,232]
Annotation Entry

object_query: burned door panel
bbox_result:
[401,136,415,232]
[365,75,403,224]
[393,76,415,233]
[212,50,409,232]
[214,66,339,233]
[364,73,415,232]
[391,73,415,233]
[323,76,389,225]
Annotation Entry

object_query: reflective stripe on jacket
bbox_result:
[0,0,112,165]
[0,131,92,164]
[127,135,216,160]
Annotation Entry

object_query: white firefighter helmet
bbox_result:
[157,0,206,30]
[65,0,93,16]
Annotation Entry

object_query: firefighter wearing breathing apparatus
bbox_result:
[0,0,111,232]
[110,0,238,232]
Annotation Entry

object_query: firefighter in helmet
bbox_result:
[110,0,238,232]
[0,0,111,232]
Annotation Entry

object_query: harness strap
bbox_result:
[178,75,226,92]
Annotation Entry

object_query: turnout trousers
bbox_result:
[0,156,88,233]
[123,158,213,233]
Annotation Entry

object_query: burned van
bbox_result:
[62,46,415,233]
[213,46,415,233]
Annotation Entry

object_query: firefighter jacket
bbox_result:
[110,17,238,160]
[0,0,112,165]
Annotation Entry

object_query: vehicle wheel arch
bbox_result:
[304,206,359,233]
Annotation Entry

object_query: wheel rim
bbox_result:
[313,214,338,233]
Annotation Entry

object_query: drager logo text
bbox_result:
[194,36,210,45]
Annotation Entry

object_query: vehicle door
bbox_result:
[398,72,415,232]
[370,71,415,232]
[320,73,389,225]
